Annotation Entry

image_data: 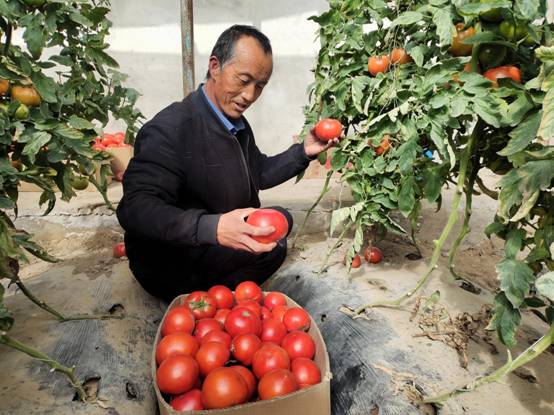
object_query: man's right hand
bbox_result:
[216,208,277,253]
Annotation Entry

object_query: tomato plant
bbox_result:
[301,0,554,404]
[246,209,289,243]
[314,118,343,141]
[201,367,249,409]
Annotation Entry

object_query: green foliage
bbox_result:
[307,0,553,347]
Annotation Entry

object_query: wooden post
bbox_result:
[180,0,195,98]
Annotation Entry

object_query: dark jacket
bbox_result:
[116,86,311,273]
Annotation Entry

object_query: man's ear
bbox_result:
[208,56,221,79]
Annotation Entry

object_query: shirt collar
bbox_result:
[201,84,245,135]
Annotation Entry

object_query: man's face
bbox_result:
[206,36,273,120]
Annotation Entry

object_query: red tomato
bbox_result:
[283,307,311,332]
[261,318,288,345]
[390,48,411,65]
[196,341,230,377]
[252,344,290,379]
[186,291,217,319]
[375,135,391,156]
[291,357,321,386]
[258,369,299,400]
[235,300,262,319]
[484,65,522,87]
[156,355,199,395]
[368,55,390,76]
[281,331,316,360]
[346,254,362,268]
[314,118,343,142]
[231,333,263,366]
[246,209,288,244]
[170,389,204,411]
[161,306,195,336]
[194,318,223,341]
[271,305,288,323]
[113,242,126,258]
[201,367,249,409]
[201,330,232,349]
[264,292,287,310]
[214,308,231,326]
[225,307,262,338]
[260,306,272,320]
[230,365,257,400]
[155,333,199,365]
[364,246,382,264]
[113,131,125,146]
[235,281,264,304]
[101,133,116,147]
[208,285,235,309]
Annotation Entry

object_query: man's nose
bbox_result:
[241,83,256,103]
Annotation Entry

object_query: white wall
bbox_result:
[106,0,329,154]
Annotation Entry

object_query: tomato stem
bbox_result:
[292,171,333,249]
[88,175,115,212]
[423,323,554,404]
[318,221,354,275]
[352,119,482,314]
[0,334,87,401]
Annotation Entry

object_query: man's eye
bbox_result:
[239,78,249,85]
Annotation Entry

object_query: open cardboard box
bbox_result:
[152,293,332,415]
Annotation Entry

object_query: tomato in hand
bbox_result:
[161,305,195,336]
[448,24,475,56]
[155,333,199,365]
[156,355,199,395]
[252,344,290,379]
[258,369,299,400]
[246,209,289,244]
[484,65,521,87]
[231,333,263,365]
[201,367,249,409]
[170,389,204,411]
[208,285,235,309]
[368,55,390,76]
[283,307,311,332]
[235,280,264,304]
[186,291,217,319]
[314,118,343,142]
[364,246,383,264]
[291,358,321,387]
[281,330,316,360]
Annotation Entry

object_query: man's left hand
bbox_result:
[303,127,341,158]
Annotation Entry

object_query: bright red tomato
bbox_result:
[230,365,257,400]
[161,306,195,336]
[208,285,235,309]
[484,65,521,87]
[260,306,272,320]
[231,333,263,366]
[281,331,315,360]
[186,291,217,319]
[156,355,199,395]
[170,389,204,411]
[224,307,262,338]
[155,333,199,365]
[364,246,383,264]
[251,344,290,379]
[201,330,232,349]
[194,318,223,341]
[291,358,321,386]
[113,131,125,146]
[112,242,126,258]
[283,307,311,332]
[214,308,231,326]
[195,341,230,377]
[261,318,288,345]
[101,133,116,147]
[235,281,264,304]
[201,367,249,409]
[272,305,288,323]
[246,209,288,244]
[314,118,343,142]
[258,369,299,400]
[235,300,262,318]
[368,55,390,76]
[263,292,287,310]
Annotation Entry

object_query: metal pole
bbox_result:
[180,0,195,98]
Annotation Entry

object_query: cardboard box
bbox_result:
[152,294,332,415]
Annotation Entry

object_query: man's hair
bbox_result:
[206,25,272,79]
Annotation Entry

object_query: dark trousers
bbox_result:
[127,207,292,303]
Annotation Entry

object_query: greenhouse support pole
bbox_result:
[180,0,195,97]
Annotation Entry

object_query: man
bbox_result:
[116,25,337,302]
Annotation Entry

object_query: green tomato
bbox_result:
[478,44,507,70]
[15,104,29,120]
[499,20,528,41]
[71,176,89,191]
[479,0,505,22]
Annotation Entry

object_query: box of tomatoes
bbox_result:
[151,282,331,414]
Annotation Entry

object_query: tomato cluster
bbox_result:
[155,281,322,411]
[346,246,383,269]
[92,131,128,151]
[367,48,412,77]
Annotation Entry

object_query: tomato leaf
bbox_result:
[498,111,541,156]
[497,258,534,308]
[390,11,425,27]
[398,176,416,216]
[487,292,521,347]
[431,7,455,46]
[514,0,541,20]
[22,132,51,164]
[536,272,554,303]
[457,0,511,15]
[537,88,554,142]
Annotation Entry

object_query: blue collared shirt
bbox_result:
[201,85,245,135]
